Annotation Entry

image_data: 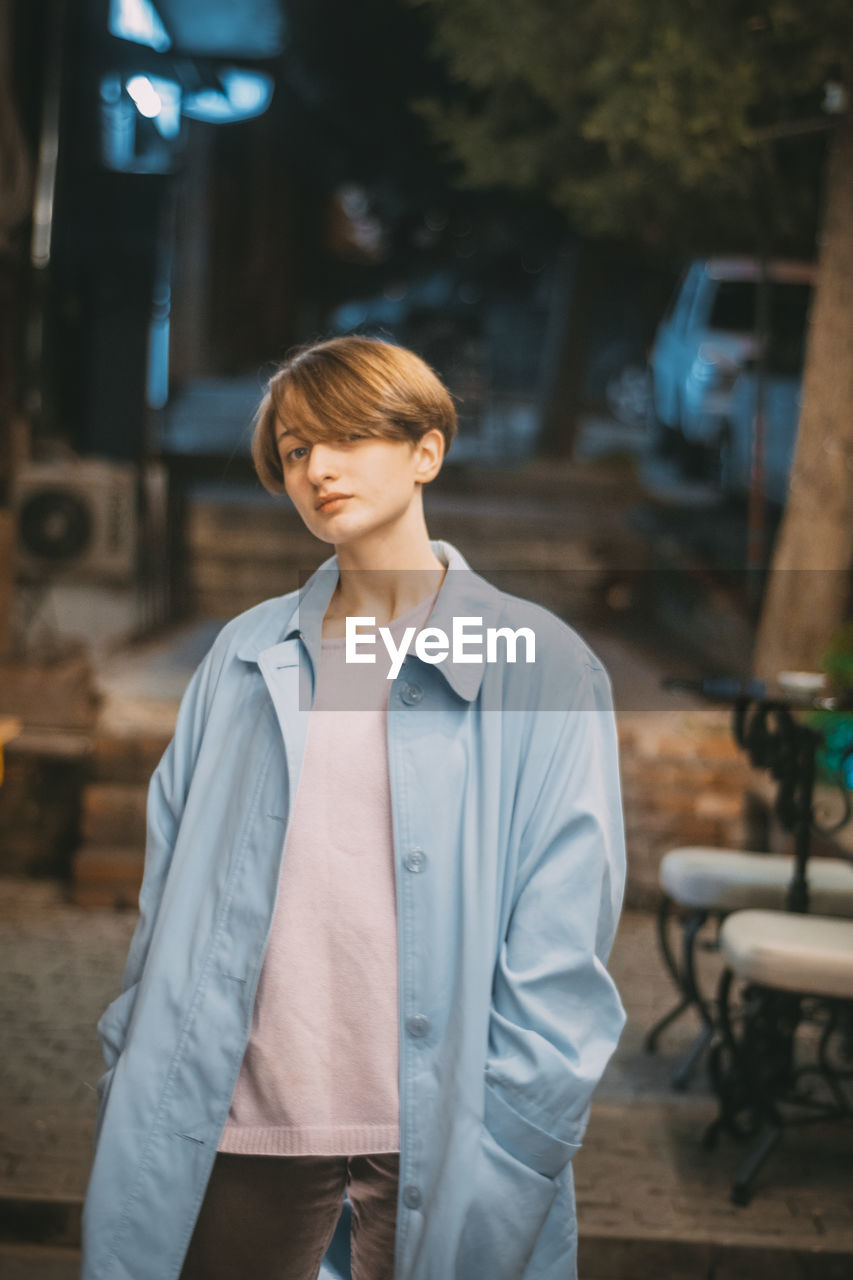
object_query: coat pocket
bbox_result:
[454,1123,561,1280]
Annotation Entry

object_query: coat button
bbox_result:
[402,1184,422,1210]
[400,682,423,705]
[406,1014,430,1038]
[404,847,426,872]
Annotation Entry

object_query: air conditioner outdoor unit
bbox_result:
[13,458,138,583]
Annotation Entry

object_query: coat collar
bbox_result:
[235,539,502,702]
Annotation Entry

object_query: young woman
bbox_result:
[81,336,626,1280]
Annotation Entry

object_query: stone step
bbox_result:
[187,501,317,559]
[0,1243,81,1280]
[186,499,622,568]
[185,494,620,620]
[80,783,147,847]
[192,560,307,598]
[69,879,141,910]
[70,845,142,909]
[577,1233,853,1279]
[186,502,320,616]
[70,735,164,906]
[0,1242,344,1280]
[90,732,169,784]
[0,651,100,734]
[0,1194,81,1249]
[0,1194,849,1279]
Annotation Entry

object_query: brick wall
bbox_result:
[0,751,88,878]
[616,708,765,909]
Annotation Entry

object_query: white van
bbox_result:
[649,257,814,465]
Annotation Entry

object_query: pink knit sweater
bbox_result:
[218,592,437,1157]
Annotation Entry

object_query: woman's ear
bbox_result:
[413,428,445,485]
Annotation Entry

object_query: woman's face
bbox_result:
[276,427,441,548]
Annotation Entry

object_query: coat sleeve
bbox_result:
[95,636,226,1072]
[483,660,627,1179]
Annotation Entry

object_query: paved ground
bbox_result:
[0,880,133,1199]
[1,880,851,1278]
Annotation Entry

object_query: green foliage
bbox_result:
[804,619,853,789]
[819,620,853,692]
[806,709,853,790]
[407,0,853,249]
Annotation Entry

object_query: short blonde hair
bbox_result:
[251,335,458,495]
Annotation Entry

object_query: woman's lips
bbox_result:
[316,494,351,513]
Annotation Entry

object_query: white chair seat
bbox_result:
[720,909,853,999]
[660,847,853,917]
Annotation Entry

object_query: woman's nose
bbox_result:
[306,442,340,482]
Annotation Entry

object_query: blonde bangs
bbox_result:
[250,336,458,495]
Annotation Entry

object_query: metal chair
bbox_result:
[646,846,853,1089]
[704,908,853,1204]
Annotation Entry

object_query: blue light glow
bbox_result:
[125,75,181,137]
[126,75,162,118]
[221,70,273,115]
[147,285,171,410]
[109,0,171,52]
[181,69,274,123]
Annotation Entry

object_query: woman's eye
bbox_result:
[286,445,308,462]
[346,433,365,442]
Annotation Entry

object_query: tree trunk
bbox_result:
[537,238,601,459]
[752,99,853,680]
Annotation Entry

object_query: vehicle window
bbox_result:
[709,280,812,349]
[709,280,758,331]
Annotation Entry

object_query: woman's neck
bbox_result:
[327,531,446,628]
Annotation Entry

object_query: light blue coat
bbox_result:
[81,539,626,1280]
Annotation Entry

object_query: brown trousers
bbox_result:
[179,1151,400,1280]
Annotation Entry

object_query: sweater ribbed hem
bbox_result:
[217,1123,400,1156]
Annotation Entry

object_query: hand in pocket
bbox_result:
[454,1124,560,1279]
